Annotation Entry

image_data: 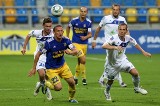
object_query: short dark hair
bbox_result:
[112,4,120,10]
[42,17,52,25]
[53,24,63,31]
[118,23,128,30]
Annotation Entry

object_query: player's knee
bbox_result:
[54,85,62,91]
[79,56,86,64]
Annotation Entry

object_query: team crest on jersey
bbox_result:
[83,24,86,27]
[76,23,78,26]
[63,43,67,47]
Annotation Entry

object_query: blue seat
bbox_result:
[146,0,156,6]
[68,0,79,6]
[0,9,5,23]
[57,0,68,6]
[137,8,147,23]
[135,0,145,6]
[79,0,90,6]
[101,0,111,6]
[92,9,103,23]
[48,9,58,23]
[15,0,25,6]
[32,8,39,24]
[123,0,134,6]
[30,0,36,6]
[112,0,123,5]
[48,0,57,6]
[16,8,28,23]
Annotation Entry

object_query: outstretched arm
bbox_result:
[66,26,70,38]
[28,51,41,77]
[135,44,151,57]
[21,35,31,55]
[92,26,102,49]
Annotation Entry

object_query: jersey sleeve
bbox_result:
[66,38,75,50]
[68,19,74,27]
[88,21,92,32]
[39,41,50,54]
[99,16,105,27]
[28,30,37,37]
[129,36,137,46]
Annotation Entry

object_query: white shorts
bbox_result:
[105,59,135,80]
[36,60,46,71]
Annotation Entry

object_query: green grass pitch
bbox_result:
[0,54,159,106]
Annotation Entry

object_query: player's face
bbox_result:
[54,26,64,40]
[80,7,88,18]
[43,22,52,34]
[112,6,120,18]
[118,25,127,37]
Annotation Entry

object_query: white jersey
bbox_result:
[105,34,137,66]
[99,15,127,41]
[28,29,54,62]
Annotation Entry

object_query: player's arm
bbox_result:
[28,51,42,77]
[102,43,123,51]
[92,26,102,49]
[134,44,151,57]
[66,26,70,38]
[21,35,31,55]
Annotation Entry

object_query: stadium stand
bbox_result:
[68,0,79,6]
[70,8,80,18]
[137,8,147,23]
[16,8,28,23]
[90,0,101,7]
[3,0,14,6]
[79,0,90,6]
[57,0,68,6]
[32,8,39,24]
[104,8,112,15]
[123,0,134,6]
[135,0,145,6]
[148,8,159,23]
[101,0,112,6]
[92,8,103,23]
[0,0,160,29]
[125,8,137,23]
[5,8,16,23]
[157,0,160,6]
[61,8,70,23]
[146,0,156,6]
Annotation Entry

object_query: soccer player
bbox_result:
[66,7,92,85]
[92,4,128,87]
[21,17,53,100]
[102,23,151,101]
[28,25,82,103]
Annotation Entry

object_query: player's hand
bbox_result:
[64,49,71,55]
[80,36,87,41]
[92,42,96,49]
[143,51,152,57]
[28,68,36,77]
[115,46,124,52]
[21,49,26,55]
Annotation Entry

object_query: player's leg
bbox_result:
[114,72,127,87]
[62,63,78,103]
[98,60,108,87]
[80,44,87,85]
[122,60,147,95]
[34,60,46,96]
[104,64,118,101]
[35,60,52,100]
[129,68,148,95]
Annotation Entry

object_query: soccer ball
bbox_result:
[51,4,63,17]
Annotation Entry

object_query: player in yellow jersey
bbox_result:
[66,7,92,85]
